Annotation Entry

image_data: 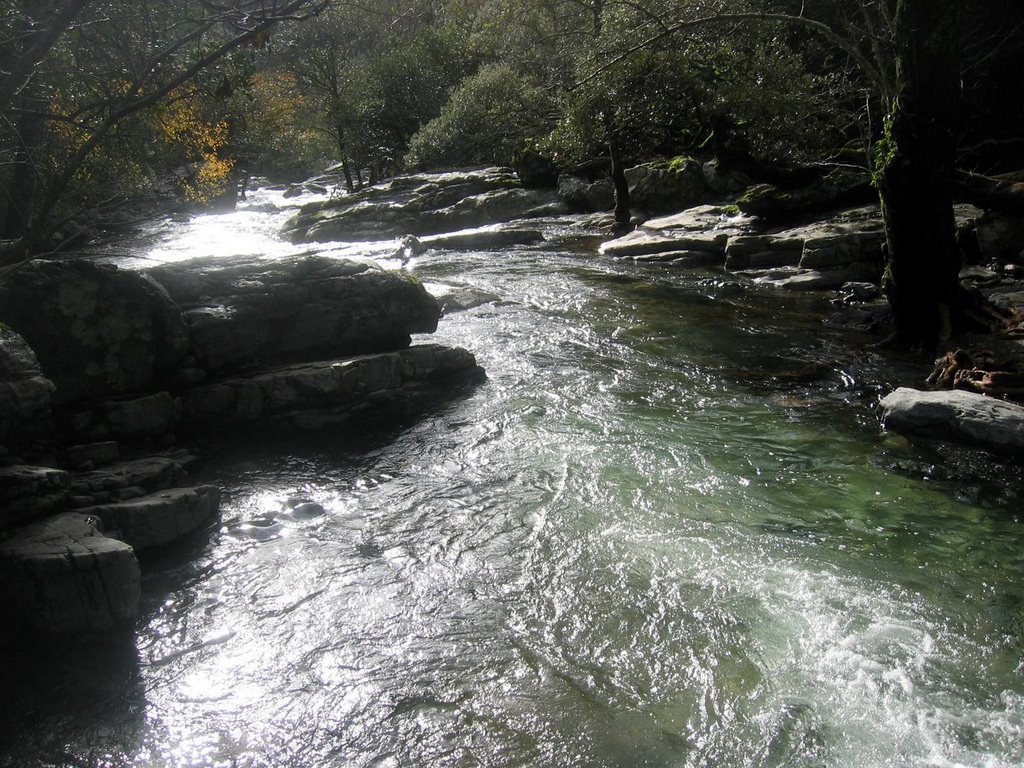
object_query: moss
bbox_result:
[872,109,899,189]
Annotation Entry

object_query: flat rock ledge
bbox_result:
[283,167,563,244]
[181,343,485,431]
[599,204,884,289]
[78,485,220,552]
[0,513,140,635]
[879,387,1024,453]
[598,203,987,291]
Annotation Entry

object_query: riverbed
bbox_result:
[1,187,1022,768]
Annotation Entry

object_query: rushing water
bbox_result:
[2,188,1023,768]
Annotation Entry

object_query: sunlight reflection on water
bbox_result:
[2,187,1023,768]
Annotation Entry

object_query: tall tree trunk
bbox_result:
[608,131,630,226]
[2,96,45,239]
[876,0,963,353]
[336,128,354,192]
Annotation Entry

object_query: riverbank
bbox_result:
[2,164,1023,636]
[2,169,1024,768]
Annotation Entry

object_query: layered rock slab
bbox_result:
[78,486,220,551]
[148,255,440,374]
[879,387,1024,452]
[180,343,485,431]
[0,513,140,634]
[283,168,562,244]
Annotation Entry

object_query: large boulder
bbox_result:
[734,169,874,222]
[0,513,140,634]
[557,174,615,213]
[625,158,706,214]
[148,255,440,374]
[0,326,54,445]
[0,260,189,404]
[879,387,1024,452]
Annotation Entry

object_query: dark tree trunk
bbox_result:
[340,160,354,193]
[335,129,354,192]
[876,0,964,353]
[2,97,45,239]
[602,126,626,225]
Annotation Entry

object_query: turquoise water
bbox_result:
[1,191,1021,767]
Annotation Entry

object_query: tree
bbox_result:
[279,0,477,187]
[0,0,330,257]
[404,62,552,170]
[875,0,963,352]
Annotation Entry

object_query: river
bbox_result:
[2,187,1022,768]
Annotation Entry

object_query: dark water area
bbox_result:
[2,190,1022,767]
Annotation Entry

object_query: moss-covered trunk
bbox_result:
[876,0,963,353]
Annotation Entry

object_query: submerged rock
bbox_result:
[879,387,1024,452]
[0,513,140,634]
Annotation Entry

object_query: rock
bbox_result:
[436,287,502,315]
[988,290,1024,313]
[735,169,874,222]
[79,486,220,551]
[0,465,69,529]
[702,159,753,196]
[631,250,723,267]
[393,234,426,262]
[624,159,706,214]
[0,326,54,445]
[599,230,729,258]
[0,260,189,404]
[840,282,881,302]
[283,168,559,243]
[0,513,140,634]
[65,442,121,470]
[879,387,1024,452]
[753,264,879,290]
[557,174,615,213]
[513,149,559,189]
[421,228,544,251]
[148,255,439,374]
[599,204,756,260]
[976,208,1024,263]
[69,391,180,440]
[69,456,188,497]
[180,344,485,431]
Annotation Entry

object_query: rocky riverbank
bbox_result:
[0,248,484,636]
[3,162,1023,637]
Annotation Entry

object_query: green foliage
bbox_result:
[230,69,332,180]
[404,63,553,170]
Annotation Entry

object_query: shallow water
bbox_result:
[2,189,1022,768]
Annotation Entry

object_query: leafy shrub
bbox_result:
[404,63,552,171]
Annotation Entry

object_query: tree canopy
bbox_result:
[2,0,1023,349]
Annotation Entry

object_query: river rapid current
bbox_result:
[2,187,1023,768]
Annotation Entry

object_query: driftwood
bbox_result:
[927,349,1024,404]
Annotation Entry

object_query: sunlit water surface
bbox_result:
[2,188,1023,768]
